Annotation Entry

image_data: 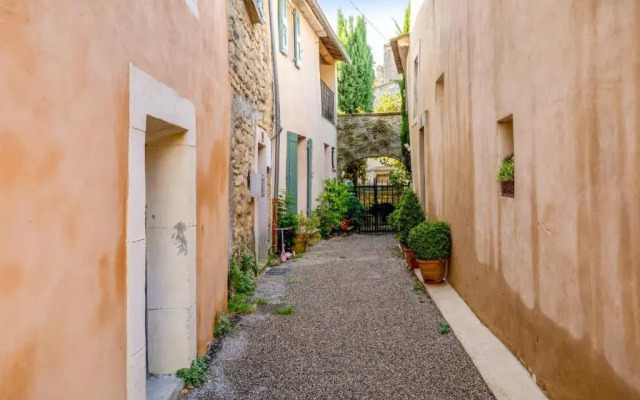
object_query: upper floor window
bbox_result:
[184,0,198,18]
[278,0,288,55]
[293,8,302,68]
[321,81,335,123]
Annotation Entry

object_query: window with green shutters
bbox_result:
[293,8,302,68]
[278,0,288,55]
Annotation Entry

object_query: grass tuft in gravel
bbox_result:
[439,321,452,334]
[274,305,294,315]
[228,294,256,315]
[413,281,423,292]
[254,298,268,305]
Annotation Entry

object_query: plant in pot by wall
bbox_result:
[292,212,320,254]
[316,179,350,237]
[277,191,298,250]
[396,189,426,269]
[498,153,514,198]
[344,194,366,230]
[408,221,451,284]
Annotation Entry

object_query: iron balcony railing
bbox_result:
[321,80,335,123]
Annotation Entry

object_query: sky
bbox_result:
[316,0,409,67]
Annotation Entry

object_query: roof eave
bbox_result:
[304,0,352,64]
[390,33,410,74]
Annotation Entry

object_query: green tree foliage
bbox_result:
[337,11,375,114]
[374,92,402,113]
[316,179,351,237]
[393,2,411,35]
[341,159,367,185]
[497,153,514,181]
[396,189,425,246]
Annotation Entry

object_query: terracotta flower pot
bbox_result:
[402,247,419,270]
[292,234,309,254]
[501,180,514,198]
[341,219,349,231]
[416,259,447,284]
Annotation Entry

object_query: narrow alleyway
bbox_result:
[186,235,495,400]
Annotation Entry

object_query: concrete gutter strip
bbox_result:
[414,270,549,400]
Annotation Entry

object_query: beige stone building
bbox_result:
[0,1,232,399]
[270,0,350,216]
[393,1,640,399]
[227,0,275,261]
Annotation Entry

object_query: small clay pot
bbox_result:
[501,180,514,198]
[416,259,446,284]
[402,247,419,270]
[292,234,309,254]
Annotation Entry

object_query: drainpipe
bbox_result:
[269,0,282,251]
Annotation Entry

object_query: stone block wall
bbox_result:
[228,0,274,258]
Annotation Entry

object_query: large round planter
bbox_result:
[416,259,446,284]
[292,234,309,254]
[402,247,419,270]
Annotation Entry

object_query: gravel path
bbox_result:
[185,235,495,400]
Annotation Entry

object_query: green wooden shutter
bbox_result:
[279,0,288,54]
[306,139,313,216]
[293,8,302,68]
[286,132,298,212]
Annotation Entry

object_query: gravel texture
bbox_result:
[185,234,495,400]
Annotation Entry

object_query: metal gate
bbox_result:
[350,184,406,234]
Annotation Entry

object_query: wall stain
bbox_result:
[0,340,36,398]
[172,222,188,256]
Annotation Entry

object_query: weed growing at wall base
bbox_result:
[275,305,294,315]
[176,354,210,388]
[439,321,451,335]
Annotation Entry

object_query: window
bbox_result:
[497,115,514,198]
[413,56,419,119]
[278,0,288,55]
[246,0,264,24]
[331,147,336,171]
[321,81,335,122]
[293,8,302,67]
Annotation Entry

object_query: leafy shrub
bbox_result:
[396,189,426,246]
[229,259,256,296]
[277,191,298,249]
[241,251,259,276]
[344,194,366,228]
[497,153,514,182]
[228,294,255,315]
[408,221,451,260]
[176,354,210,387]
[316,179,351,237]
[213,314,232,338]
[295,212,320,236]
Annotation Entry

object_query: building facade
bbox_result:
[0,1,232,399]
[227,0,275,262]
[270,0,349,216]
[395,0,640,399]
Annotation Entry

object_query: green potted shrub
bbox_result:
[408,221,451,283]
[497,153,514,197]
[292,212,319,254]
[344,194,366,229]
[396,189,426,269]
[316,179,350,237]
[277,191,298,250]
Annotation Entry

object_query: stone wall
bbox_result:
[337,113,403,172]
[228,0,274,258]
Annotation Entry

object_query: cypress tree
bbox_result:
[337,11,374,114]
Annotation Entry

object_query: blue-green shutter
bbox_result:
[306,139,313,216]
[293,8,302,68]
[286,132,298,212]
[279,0,288,55]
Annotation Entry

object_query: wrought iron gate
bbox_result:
[350,184,406,234]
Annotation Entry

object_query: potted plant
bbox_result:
[498,153,514,197]
[316,179,350,237]
[408,221,451,284]
[396,189,426,269]
[344,194,366,230]
[292,212,319,254]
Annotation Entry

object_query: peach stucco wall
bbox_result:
[407,1,640,399]
[0,1,231,399]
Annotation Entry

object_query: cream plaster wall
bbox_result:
[406,1,640,399]
[271,0,338,214]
